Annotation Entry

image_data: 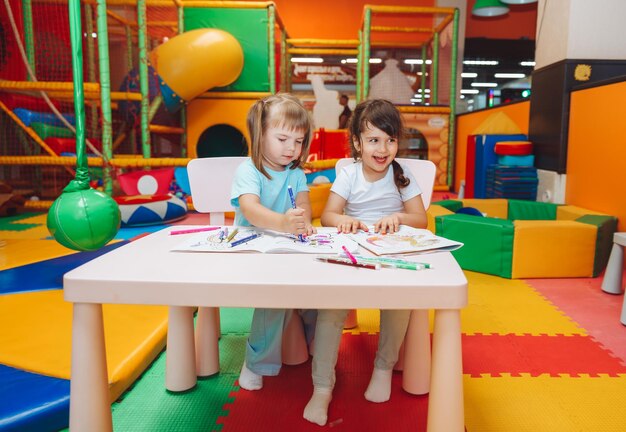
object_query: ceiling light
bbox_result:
[462,72,478,78]
[472,0,509,17]
[520,61,536,66]
[461,89,479,94]
[501,0,537,4]
[290,57,323,63]
[369,58,382,64]
[404,59,432,65]
[494,73,526,78]
[471,82,498,87]
[463,60,499,66]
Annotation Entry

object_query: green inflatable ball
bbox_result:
[47,188,121,251]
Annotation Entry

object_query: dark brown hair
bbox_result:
[247,93,312,179]
[347,99,409,189]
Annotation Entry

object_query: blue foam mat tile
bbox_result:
[0,365,69,432]
[0,241,128,295]
[114,225,168,240]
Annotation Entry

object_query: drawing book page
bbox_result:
[171,227,358,254]
[348,225,463,256]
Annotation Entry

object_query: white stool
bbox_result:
[601,232,626,325]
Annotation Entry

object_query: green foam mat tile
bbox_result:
[218,308,254,335]
[110,335,246,431]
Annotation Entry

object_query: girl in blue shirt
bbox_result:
[231,93,316,390]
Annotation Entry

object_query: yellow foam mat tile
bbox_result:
[464,374,626,432]
[0,290,168,400]
[0,238,122,271]
[0,224,50,240]
[0,238,77,270]
[11,214,48,224]
[344,309,381,335]
[461,272,586,336]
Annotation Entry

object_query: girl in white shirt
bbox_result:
[304,99,428,426]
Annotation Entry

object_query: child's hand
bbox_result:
[375,214,401,234]
[305,224,317,236]
[283,208,307,235]
[336,216,368,234]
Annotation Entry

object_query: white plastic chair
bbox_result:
[334,157,437,394]
[186,157,310,377]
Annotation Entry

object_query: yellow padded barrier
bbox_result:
[512,220,597,278]
[309,183,332,219]
[557,205,605,221]
[461,198,509,219]
[0,290,168,401]
[427,204,453,232]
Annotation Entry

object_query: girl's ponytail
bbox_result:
[247,99,270,178]
[391,159,410,189]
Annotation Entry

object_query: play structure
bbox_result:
[0,2,460,211]
[0,1,464,429]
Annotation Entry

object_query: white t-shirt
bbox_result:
[331,161,422,225]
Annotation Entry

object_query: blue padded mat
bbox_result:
[0,241,128,295]
[0,365,69,432]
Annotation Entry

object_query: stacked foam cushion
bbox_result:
[433,199,617,278]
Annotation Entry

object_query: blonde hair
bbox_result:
[247,93,312,179]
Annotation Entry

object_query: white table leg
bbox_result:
[621,293,626,326]
[166,306,197,391]
[427,309,464,432]
[195,307,220,377]
[601,242,624,294]
[402,309,431,395]
[69,303,112,432]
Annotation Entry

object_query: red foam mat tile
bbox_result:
[462,334,626,377]
[219,333,429,432]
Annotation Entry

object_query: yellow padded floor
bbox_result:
[462,271,585,336]
[0,290,168,400]
[346,271,584,337]
[0,238,78,270]
[464,375,626,432]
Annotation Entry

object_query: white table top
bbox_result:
[64,226,468,310]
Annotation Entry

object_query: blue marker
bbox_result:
[230,232,260,248]
[287,185,305,242]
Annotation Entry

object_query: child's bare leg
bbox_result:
[365,310,410,403]
[303,309,348,426]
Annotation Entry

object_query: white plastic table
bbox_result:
[64,226,468,431]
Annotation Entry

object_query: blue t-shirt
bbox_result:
[230,159,309,226]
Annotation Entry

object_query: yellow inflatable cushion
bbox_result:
[0,290,168,400]
[557,205,606,221]
[512,220,597,278]
[461,198,509,219]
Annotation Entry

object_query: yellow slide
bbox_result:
[149,28,244,112]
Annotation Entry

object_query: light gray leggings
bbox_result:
[311,309,411,389]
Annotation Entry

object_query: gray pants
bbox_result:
[311,309,410,389]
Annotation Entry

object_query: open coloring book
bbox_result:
[349,225,463,256]
[171,227,358,254]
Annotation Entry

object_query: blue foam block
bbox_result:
[498,154,535,166]
[0,241,127,295]
[474,134,527,198]
[13,108,75,128]
[0,365,69,432]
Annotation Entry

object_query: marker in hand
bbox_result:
[287,185,305,242]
